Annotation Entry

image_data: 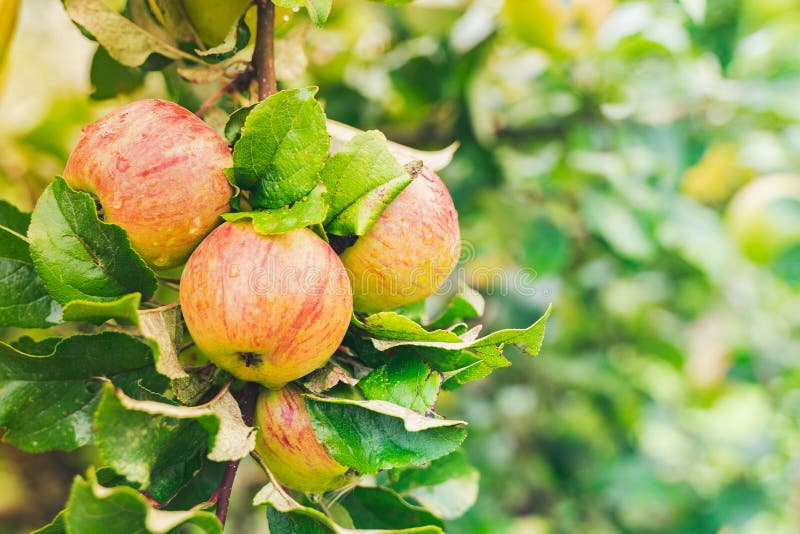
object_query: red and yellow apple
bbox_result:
[180,222,353,388]
[339,165,460,313]
[726,174,800,264]
[63,99,232,269]
[254,385,354,493]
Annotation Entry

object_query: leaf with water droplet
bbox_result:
[222,183,328,235]
[28,177,157,304]
[0,332,162,453]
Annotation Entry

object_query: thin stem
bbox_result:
[196,68,255,118]
[253,0,277,99]
[215,382,259,525]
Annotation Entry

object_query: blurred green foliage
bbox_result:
[3,0,800,533]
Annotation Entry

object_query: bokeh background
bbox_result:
[3,0,800,532]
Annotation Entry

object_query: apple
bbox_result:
[180,222,353,388]
[254,385,354,493]
[63,99,232,269]
[726,174,800,264]
[181,0,295,47]
[339,165,460,313]
[181,0,251,47]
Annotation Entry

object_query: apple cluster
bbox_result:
[64,98,461,493]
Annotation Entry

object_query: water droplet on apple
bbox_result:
[110,198,124,210]
[188,216,202,235]
[292,6,299,12]
[228,264,240,278]
[153,255,171,267]
[283,15,289,21]
[116,156,130,172]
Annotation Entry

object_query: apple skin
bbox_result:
[254,385,355,493]
[180,222,353,388]
[726,174,800,264]
[339,166,460,313]
[63,99,232,269]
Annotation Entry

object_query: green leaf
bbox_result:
[305,396,466,474]
[327,174,412,236]
[352,313,464,344]
[61,292,141,326]
[356,307,551,387]
[426,285,485,329]
[89,45,146,100]
[28,177,158,304]
[62,0,192,67]
[304,0,332,26]
[320,131,412,236]
[359,354,442,413]
[254,484,443,533]
[0,195,30,235]
[327,120,459,172]
[222,183,328,235]
[159,456,226,511]
[0,332,157,452]
[63,469,222,533]
[369,306,551,355]
[94,383,254,489]
[232,87,329,208]
[441,345,510,389]
[340,486,444,530]
[0,200,60,328]
[389,451,479,520]
[224,104,254,144]
[32,511,66,534]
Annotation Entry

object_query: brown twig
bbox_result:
[215,382,259,525]
[196,68,255,118]
[253,0,277,99]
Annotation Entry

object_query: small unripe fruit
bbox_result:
[180,222,353,388]
[181,0,251,47]
[254,385,353,493]
[64,99,232,268]
[340,166,460,313]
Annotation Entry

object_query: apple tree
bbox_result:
[0,1,550,532]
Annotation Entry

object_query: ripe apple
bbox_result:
[726,174,800,264]
[339,165,460,313]
[63,99,232,269]
[180,222,353,388]
[254,385,354,493]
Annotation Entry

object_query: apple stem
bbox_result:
[215,382,259,526]
[253,0,277,99]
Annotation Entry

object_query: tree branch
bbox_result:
[215,382,259,526]
[252,0,277,99]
